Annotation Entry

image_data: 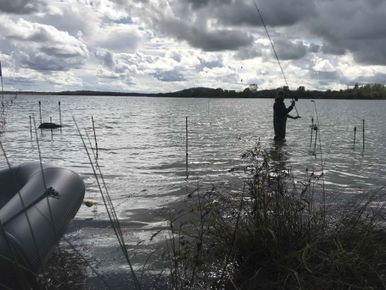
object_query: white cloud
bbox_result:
[0,16,88,64]
[313,57,336,72]
[0,0,385,92]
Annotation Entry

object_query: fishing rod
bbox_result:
[253,1,300,117]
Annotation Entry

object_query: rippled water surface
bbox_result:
[1,94,386,287]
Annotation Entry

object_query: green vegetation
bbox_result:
[161,83,386,99]
[165,144,386,289]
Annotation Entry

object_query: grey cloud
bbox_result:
[159,0,386,66]
[309,0,386,64]
[0,0,45,14]
[95,50,114,68]
[183,0,210,9]
[215,0,316,27]
[171,52,181,62]
[254,0,316,26]
[18,51,84,71]
[309,69,342,88]
[308,43,321,53]
[157,18,253,51]
[95,30,140,52]
[353,45,386,65]
[34,7,99,37]
[0,19,88,55]
[351,73,386,85]
[235,46,262,60]
[181,0,231,9]
[40,46,85,58]
[321,43,346,56]
[150,0,315,54]
[275,39,307,60]
[5,76,36,87]
[0,17,88,72]
[310,69,339,81]
[173,0,314,27]
[196,57,223,71]
[153,69,185,82]
[193,30,252,51]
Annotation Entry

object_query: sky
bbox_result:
[0,0,386,93]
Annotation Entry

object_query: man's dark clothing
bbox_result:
[273,101,294,141]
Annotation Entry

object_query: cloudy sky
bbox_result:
[0,0,386,93]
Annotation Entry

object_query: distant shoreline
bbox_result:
[3,84,386,100]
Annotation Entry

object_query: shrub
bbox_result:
[166,144,386,289]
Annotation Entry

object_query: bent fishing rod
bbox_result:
[253,1,300,117]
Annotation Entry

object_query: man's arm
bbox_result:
[285,100,296,114]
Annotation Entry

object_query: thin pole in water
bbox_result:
[353,126,357,147]
[58,101,62,127]
[92,116,98,160]
[50,116,53,138]
[310,117,314,147]
[39,101,42,125]
[29,115,32,138]
[313,126,318,155]
[186,116,189,180]
[362,119,365,152]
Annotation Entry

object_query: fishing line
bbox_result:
[253,1,299,116]
[73,117,142,290]
[310,100,327,221]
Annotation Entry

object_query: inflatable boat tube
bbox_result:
[0,162,85,282]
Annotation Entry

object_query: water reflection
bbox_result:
[269,140,289,170]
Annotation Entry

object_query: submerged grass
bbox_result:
[165,143,386,289]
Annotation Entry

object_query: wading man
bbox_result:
[273,91,300,142]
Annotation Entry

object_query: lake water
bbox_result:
[1,94,386,288]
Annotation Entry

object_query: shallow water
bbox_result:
[1,94,386,287]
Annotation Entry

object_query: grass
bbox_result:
[165,143,386,289]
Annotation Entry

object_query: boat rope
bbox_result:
[253,1,299,116]
[73,117,142,290]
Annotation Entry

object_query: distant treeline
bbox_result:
[159,83,386,99]
[4,83,386,99]
[2,90,152,97]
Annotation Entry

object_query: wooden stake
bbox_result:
[313,126,318,155]
[29,115,32,138]
[58,101,62,127]
[92,116,98,160]
[353,126,357,146]
[186,116,189,180]
[38,101,42,125]
[310,117,314,147]
[50,116,53,134]
[362,119,365,152]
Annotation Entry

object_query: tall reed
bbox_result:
[165,143,386,289]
